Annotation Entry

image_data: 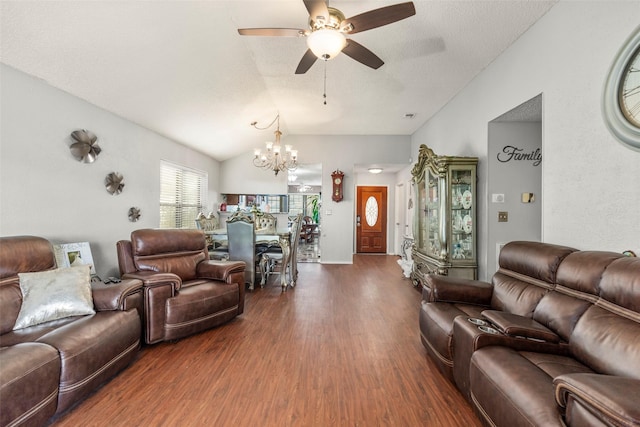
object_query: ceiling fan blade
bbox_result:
[342,39,384,70]
[238,28,306,37]
[303,0,330,22]
[295,49,318,74]
[344,2,416,34]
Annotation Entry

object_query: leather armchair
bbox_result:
[116,229,245,344]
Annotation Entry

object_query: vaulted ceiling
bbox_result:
[1,0,557,161]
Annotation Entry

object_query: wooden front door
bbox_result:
[356,186,387,253]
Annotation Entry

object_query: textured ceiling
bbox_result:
[0,0,557,161]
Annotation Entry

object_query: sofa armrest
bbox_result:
[554,373,640,427]
[481,310,560,343]
[196,260,245,283]
[425,274,493,305]
[122,272,181,344]
[92,278,142,311]
[122,271,182,291]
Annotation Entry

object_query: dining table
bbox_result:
[206,227,293,291]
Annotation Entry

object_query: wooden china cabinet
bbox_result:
[411,145,478,287]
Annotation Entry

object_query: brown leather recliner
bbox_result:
[116,228,246,344]
[419,241,577,383]
[419,241,640,427]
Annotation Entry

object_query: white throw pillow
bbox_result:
[14,265,95,330]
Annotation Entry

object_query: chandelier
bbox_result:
[252,113,298,176]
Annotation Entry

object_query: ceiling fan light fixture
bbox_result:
[307,28,346,60]
[238,1,416,73]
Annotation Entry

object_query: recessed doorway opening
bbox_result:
[289,164,321,263]
[487,94,543,275]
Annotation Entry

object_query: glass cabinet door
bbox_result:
[416,178,428,251]
[450,167,474,261]
[426,169,441,258]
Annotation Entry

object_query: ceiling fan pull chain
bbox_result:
[323,61,328,105]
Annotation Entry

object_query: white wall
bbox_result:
[220,135,412,263]
[0,64,221,278]
[411,1,640,280]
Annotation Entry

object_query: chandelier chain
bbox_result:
[323,61,328,105]
[251,114,280,131]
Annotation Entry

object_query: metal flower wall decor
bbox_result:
[70,129,101,163]
[105,172,125,195]
[128,207,141,222]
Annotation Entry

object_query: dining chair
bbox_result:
[288,213,303,285]
[226,212,264,290]
[300,215,315,243]
[261,213,302,288]
[255,212,277,232]
[196,212,228,260]
[195,212,216,247]
[195,212,219,232]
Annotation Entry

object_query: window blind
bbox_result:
[159,160,207,229]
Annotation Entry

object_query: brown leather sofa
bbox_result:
[116,228,246,344]
[0,236,143,427]
[419,241,640,427]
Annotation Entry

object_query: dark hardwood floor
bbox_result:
[51,255,481,426]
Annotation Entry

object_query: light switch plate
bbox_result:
[521,192,535,203]
[492,193,505,203]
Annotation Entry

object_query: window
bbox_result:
[288,194,305,215]
[160,160,207,229]
[262,195,288,213]
[288,193,320,222]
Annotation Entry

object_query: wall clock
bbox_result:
[331,170,344,202]
[603,26,640,151]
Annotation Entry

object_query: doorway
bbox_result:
[356,186,388,253]
[288,164,322,263]
[487,94,542,275]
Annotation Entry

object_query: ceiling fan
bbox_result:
[237,0,416,74]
